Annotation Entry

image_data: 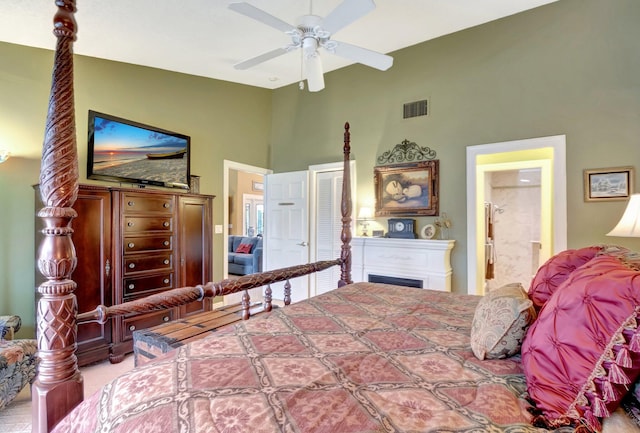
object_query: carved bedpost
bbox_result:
[32,1,82,432]
[339,122,353,286]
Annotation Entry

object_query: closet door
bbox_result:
[313,170,344,296]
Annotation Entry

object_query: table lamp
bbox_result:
[607,194,640,237]
[358,207,373,236]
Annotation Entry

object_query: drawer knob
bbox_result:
[128,283,134,289]
[163,221,170,227]
[128,263,136,269]
[128,221,134,227]
[128,242,135,248]
[163,203,170,208]
[163,316,170,322]
[163,259,170,265]
[129,325,136,331]
[128,201,135,207]
[163,240,170,246]
[163,278,169,284]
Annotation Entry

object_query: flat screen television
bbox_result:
[87,110,190,190]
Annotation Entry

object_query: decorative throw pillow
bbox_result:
[235,243,253,254]
[522,255,640,431]
[470,283,536,360]
[620,382,640,428]
[528,246,602,311]
[598,245,640,270]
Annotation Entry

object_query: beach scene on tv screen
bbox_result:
[91,115,188,187]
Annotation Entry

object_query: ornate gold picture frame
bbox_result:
[374,160,439,216]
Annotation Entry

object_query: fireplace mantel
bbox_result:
[351,237,455,292]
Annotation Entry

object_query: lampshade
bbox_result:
[358,207,373,220]
[0,149,9,163]
[607,193,640,237]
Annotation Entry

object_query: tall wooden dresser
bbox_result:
[35,184,214,365]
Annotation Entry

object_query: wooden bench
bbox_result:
[132,302,269,366]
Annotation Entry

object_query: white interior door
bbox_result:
[264,170,310,303]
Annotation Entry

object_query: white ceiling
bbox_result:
[0,0,557,90]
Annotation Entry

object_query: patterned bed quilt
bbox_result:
[54,282,575,432]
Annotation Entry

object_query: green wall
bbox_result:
[269,0,640,292]
[0,42,272,337]
[2,0,640,335]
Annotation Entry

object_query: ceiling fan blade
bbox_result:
[228,2,295,33]
[234,47,290,70]
[305,55,325,92]
[330,40,393,71]
[322,0,376,35]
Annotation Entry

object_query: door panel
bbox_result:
[264,171,309,303]
[314,171,344,296]
[178,195,213,316]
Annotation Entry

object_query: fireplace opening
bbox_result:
[368,274,423,288]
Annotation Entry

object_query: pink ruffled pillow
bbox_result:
[522,254,640,431]
[528,246,602,311]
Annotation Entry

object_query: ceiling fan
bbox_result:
[228,0,394,92]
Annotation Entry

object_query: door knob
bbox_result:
[297,241,308,247]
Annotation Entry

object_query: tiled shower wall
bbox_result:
[486,170,541,291]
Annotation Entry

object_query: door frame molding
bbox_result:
[223,160,272,278]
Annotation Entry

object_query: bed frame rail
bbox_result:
[78,259,342,324]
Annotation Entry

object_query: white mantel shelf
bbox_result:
[351,237,455,292]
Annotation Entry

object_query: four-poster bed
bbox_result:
[31,1,640,432]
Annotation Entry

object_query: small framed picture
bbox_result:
[420,224,436,239]
[583,166,634,202]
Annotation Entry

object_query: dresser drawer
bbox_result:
[123,273,173,298]
[122,309,175,341]
[124,254,173,274]
[124,216,173,233]
[122,193,174,214]
[124,235,172,254]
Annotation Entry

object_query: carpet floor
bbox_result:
[0,355,134,433]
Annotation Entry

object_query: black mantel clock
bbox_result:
[387,218,417,239]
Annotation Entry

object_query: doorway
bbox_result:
[223,160,272,279]
[466,135,567,296]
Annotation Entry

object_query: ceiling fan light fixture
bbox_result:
[302,37,319,58]
[314,26,331,39]
[305,54,325,92]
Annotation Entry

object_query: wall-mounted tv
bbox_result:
[87,110,190,190]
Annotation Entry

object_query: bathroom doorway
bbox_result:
[466,135,567,295]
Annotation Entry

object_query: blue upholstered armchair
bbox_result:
[0,315,38,410]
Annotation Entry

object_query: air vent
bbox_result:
[403,99,428,119]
